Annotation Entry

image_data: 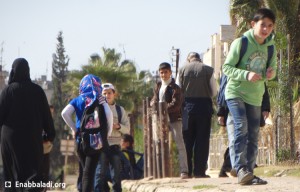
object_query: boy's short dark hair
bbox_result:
[159,62,171,71]
[122,134,134,146]
[253,8,276,23]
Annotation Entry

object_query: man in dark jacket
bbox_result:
[176,52,217,178]
[151,62,188,179]
[0,58,55,192]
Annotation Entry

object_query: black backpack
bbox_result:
[80,100,109,155]
[115,104,122,123]
[217,36,274,109]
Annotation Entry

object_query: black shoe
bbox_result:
[195,174,210,178]
[237,167,254,185]
[251,175,267,185]
[230,169,237,177]
[218,170,229,177]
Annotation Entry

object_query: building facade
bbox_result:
[203,25,236,81]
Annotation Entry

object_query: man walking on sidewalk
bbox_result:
[176,52,217,178]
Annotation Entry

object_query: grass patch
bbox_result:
[287,168,300,177]
[254,165,300,177]
[193,184,216,190]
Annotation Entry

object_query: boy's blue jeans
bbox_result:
[226,98,261,173]
[226,114,235,168]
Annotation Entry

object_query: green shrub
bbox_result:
[277,149,291,162]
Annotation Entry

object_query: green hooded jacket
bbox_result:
[222,29,277,106]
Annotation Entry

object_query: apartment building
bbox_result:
[203,25,236,81]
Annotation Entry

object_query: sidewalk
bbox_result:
[122,170,300,192]
[48,170,300,192]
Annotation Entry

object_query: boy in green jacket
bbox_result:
[222,8,277,185]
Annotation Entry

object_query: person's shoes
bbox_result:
[195,174,210,178]
[180,172,189,179]
[230,169,237,177]
[251,175,267,185]
[218,170,229,177]
[237,167,254,185]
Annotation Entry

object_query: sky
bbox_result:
[0,0,230,80]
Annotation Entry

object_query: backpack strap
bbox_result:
[115,104,122,123]
[267,45,274,68]
[238,36,274,68]
[216,74,228,107]
[236,36,248,68]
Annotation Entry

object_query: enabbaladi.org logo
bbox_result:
[5,181,66,189]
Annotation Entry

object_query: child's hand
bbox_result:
[247,72,262,82]
[98,95,107,104]
[113,123,121,130]
[217,116,225,126]
[150,100,154,107]
[266,67,274,80]
[262,111,269,120]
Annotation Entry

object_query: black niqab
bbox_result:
[8,58,31,84]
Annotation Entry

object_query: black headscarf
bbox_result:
[8,58,31,84]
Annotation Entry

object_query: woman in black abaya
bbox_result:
[0,58,55,192]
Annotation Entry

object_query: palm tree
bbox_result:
[63,48,154,134]
[102,48,122,67]
[65,52,135,107]
[229,0,262,36]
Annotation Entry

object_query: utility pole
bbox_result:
[0,42,5,90]
[171,47,180,78]
[0,41,4,68]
